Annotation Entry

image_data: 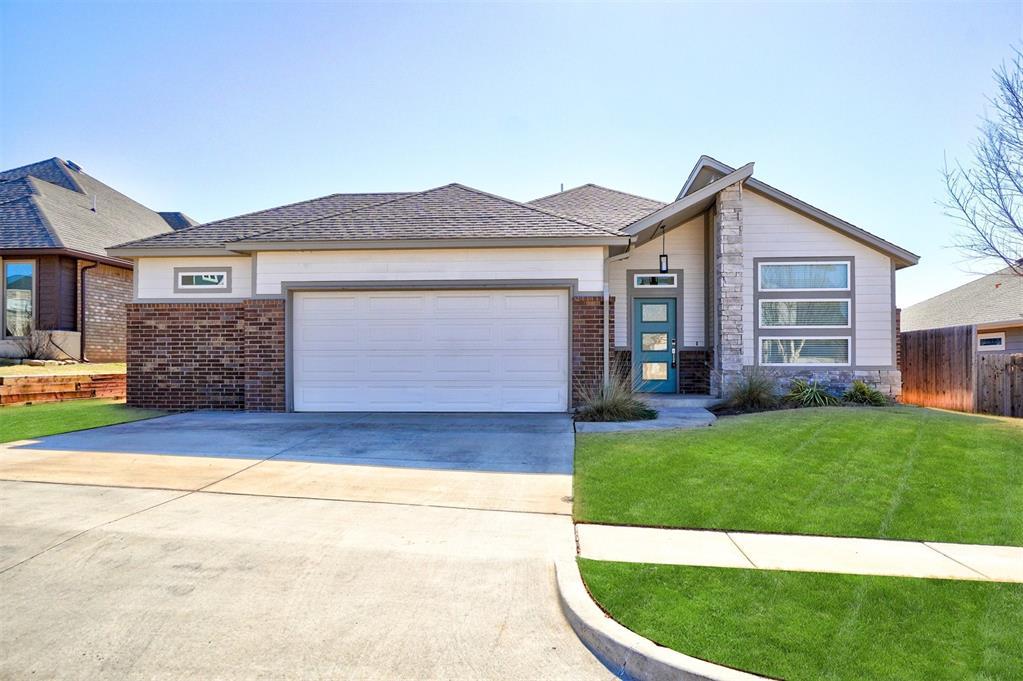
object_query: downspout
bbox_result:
[79,261,98,362]
[604,244,635,384]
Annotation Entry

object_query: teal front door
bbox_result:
[633,298,677,393]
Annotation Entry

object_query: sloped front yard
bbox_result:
[575,407,1023,546]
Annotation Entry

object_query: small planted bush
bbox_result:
[785,379,839,407]
[575,370,658,422]
[726,368,779,411]
[842,380,890,406]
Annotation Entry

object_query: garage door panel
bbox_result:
[293,289,569,412]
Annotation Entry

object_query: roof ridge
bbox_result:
[531,183,665,207]
[449,183,625,237]
[226,187,434,243]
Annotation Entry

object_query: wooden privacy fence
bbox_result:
[900,325,1022,417]
[0,373,126,406]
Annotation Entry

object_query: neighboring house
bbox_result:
[902,265,1023,353]
[0,158,195,361]
[108,155,918,412]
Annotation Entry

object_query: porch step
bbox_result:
[637,393,723,409]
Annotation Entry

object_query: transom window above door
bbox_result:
[634,273,677,288]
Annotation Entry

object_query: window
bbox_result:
[759,262,849,291]
[760,337,850,366]
[759,300,850,328]
[640,303,668,322]
[4,261,34,337]
[634,274,677,288]
[641,332,668,351]
[642,362,668,380]
[175,269,230,292]
[978,332,1005,351]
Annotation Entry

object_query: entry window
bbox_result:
[640,303,668,322]
[641,332,668,351]
[978,332,1005,351]
[634,274,677,288]
[4,261,34,337]
[642,362,668,380]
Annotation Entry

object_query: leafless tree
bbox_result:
[943,49,1023,276]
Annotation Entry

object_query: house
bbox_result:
[107,156,918,412]
[0,158,195,361]
[902,265,1022,353]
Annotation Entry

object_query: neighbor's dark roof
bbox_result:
[113,183,622,250]
[528,184,666,230]
[902,266,1023,331]
[0,158,186,259]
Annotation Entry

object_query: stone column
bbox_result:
[714,183,744,396]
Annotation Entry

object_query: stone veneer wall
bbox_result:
[126,300,286,411]
[772,369,903,398]
[77,261,133,362]
[571,295,615,404]
[713,183,744,396]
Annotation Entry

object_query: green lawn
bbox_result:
[0,399,166,443]
[575,407,1023,546]
[580,560,1023,681]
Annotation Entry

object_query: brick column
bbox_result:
[713,183,744,396]
[571,295,614,405]
[243,299,286,411]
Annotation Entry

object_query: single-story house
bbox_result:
[902,264,1022,353]
[0,158,195,361]
[108,156,918,412]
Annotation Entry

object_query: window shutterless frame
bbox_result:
[759,336,852,367]
[757,261,851,292]
[758,298,852,329]
[632,273,678,288]
[977,332,1006,351]
[1,258,36,339]
[173,267,232,294]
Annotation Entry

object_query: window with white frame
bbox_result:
[633,273,677,288]
[759,299,850,328]
[176,270,229,290]
[760,337,850,366]
[759,261,850,291]
[977,332,1005,351]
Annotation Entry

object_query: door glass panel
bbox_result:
[641,332,668,351]
[642,362,668,380]
[640,303,668,322]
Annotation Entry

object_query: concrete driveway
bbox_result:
[0,412,607,679]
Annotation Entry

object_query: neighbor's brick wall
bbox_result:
[126,300,286,411]
[78,262,133,362]
[572,295,615,404]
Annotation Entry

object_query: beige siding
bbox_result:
[254,247,606,296]
[608,216,706,347]
[743,190,895,367]
[135,256,253,300]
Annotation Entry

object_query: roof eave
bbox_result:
[106,246,244,257]
[227,236,629,252]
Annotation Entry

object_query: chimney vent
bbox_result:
[90,195,96,212]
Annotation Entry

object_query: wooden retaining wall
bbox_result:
[0,373,126,406]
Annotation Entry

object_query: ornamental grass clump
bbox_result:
[785,378,839,407]
[842,380,890,406]
[575,371,658,422]
[726,368,779,411]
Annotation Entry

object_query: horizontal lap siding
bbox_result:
[743,190,895,367]
[135,256,253,299]
[255,247,606,296]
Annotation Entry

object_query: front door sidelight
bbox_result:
[633,298,677,393]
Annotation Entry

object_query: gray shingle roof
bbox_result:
[0,158,185,259]
[528,184,666,230]
[113,191,413,249]
[158,212,199,230]
[902,267,1023,331]
[239,184,619,243]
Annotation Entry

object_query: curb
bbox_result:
[555,559,769,681]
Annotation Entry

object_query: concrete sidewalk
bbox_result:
[577,523,1023,582]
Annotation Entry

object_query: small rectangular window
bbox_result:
[175,269,230,291]
[642,362,668,380]
[634,274,677,288]
[760,300,850,328]
[759,262,849,291]
[640,303,668,322]
[641,332,668,351]
[4,261,34,337]
[760,337,850,365]
[977,332,1005,351]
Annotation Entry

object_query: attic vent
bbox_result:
[65,160,82,172]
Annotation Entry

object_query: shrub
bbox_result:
[726,368,779,411]
[785,379,839,407]
[575,370,658,422]
[843,380,890,406]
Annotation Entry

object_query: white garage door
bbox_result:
[292,289,570,412]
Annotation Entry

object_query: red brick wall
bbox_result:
[79,262,133,362]
[571,295,615,404]
[125,300,287,411]
[679,348,713,394]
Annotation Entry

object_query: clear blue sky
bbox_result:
[2,1,1019,305]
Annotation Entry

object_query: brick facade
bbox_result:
[679,348,713,394]
[125,300,287,411]
[78,261,133,362]
[570,295,615,404]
